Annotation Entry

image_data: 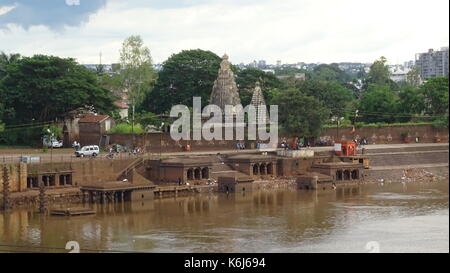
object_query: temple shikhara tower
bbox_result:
[209,54,242,111]
[250,81,268,125]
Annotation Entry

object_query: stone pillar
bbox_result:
[2,166,12,211]
[38,181,46,214]
[18,163,27,192]
[56,174,61,187]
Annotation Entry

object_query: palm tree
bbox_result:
[0,51,21,79]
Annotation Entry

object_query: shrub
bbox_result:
[109,123,145,134]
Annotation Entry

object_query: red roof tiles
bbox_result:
[78,114,110,123]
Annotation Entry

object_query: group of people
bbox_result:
[280,137,308,150]
[72,141,81,150]
[236,142,246,150]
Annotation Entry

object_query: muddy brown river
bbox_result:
[0,181,448,253]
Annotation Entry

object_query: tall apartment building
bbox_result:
[415,47,449,79]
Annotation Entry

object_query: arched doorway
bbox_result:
[201,168,209,179]
[260,163,266,175]
[351,170,359,180]
[253,164,259,175]
[267,163,273,175]
[187,169,194,180]
[194,168,201,180]
[336,170,343,180]
[344,170,351,180]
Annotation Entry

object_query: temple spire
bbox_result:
[209,54,241,111]
[250,81,268,125]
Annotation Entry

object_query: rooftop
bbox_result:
[78,114,110,123]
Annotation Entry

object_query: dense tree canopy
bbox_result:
[295,79,354,118]
[0,55,116,125]
[310,63,351,83]
[235,68,282,106]
[0,52,21,79]
[141,49,221,114]
[420,76,449,116]
[364,56,397,90]
[272,88,330,137]
[358,84,399,123]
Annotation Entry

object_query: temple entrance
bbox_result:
[194,168,201,180]
[187,169,194,180]
[201,168,209,179]
[336,170,343,180]
[351,170,359,180]
[253,164,259,175]
[343,170,351,180]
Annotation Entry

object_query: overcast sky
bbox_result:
[0,0,448,65]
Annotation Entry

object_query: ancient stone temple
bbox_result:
[250,81,268,125]
[209,54,242,110]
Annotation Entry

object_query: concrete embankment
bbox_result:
[364,143,449,182]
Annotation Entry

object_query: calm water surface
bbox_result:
[1,181,448,253]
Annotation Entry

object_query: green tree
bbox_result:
[365,56,396,88]
[420,76,449,116]
[142,49,221,114]
[274,67,309,77]
[295,79,354,118]
[135,111,161,128]
[119,35,157,126]
[272,88,330,137]
[1,55,116,125]
[235,68,282,106]
[359,84,399,123]
[0,52,21,79]
[406,66,422,87]
[396,85,425,122]
[310,63,351,83]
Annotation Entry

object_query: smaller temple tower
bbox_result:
[250,81,268,125]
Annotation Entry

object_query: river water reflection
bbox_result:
[0,181,448,253]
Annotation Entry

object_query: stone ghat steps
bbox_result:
[368,150,449,167]
[365,144,448,154]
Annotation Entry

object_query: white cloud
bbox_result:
[0,0,448,65]
[0,5,16,16]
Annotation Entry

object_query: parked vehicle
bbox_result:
[43,138,63,148]
[20,156,41,163]
[75,145,100,158]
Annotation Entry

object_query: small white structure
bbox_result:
[277,149,315,158]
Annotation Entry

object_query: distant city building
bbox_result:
[83,64,114,73]
[415,47,449,79]
[403,60,415,69]
[276,73,306,81]
[258,60,267,68]
[153,63,163,71]
[114,100,129,119]
[390,66,410,83]
[262,69,275,74]
[276,60,282,67]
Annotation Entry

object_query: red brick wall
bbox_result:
[319,125,449,144]
[107,133,241,152]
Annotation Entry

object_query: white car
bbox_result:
[75,145,100,157]
[43,139,63,148]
